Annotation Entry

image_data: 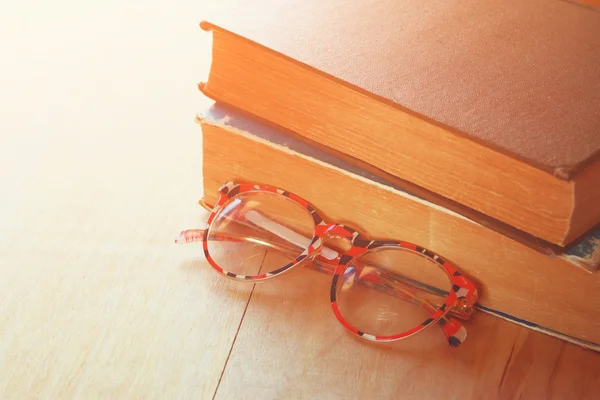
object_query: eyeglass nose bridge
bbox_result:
[317,222,360,241]
[317,223,355,253]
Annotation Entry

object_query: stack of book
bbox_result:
[195,0,600,350]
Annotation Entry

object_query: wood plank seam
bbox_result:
[212,251,269,399]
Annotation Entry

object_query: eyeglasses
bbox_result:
[176,181,479,347]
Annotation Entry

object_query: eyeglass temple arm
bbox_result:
[236,209,473,317]
[181,202,470,322]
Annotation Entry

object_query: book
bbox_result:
[197,0,600,247]
[196,103,600,350]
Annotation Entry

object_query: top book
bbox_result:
[198,0,600,247]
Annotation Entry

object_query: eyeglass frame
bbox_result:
[176,181,479,347]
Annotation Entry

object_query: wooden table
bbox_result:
[0,1,598,399]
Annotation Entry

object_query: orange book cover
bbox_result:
[198,0,600,247]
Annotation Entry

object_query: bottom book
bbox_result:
[196,103,600,351]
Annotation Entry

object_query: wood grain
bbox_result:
[0,89,243,397]
[213,250,600,400]
[0,1,232,398]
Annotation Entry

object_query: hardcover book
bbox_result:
[198,0,600,247]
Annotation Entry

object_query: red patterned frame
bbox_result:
[177,181,479,347]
